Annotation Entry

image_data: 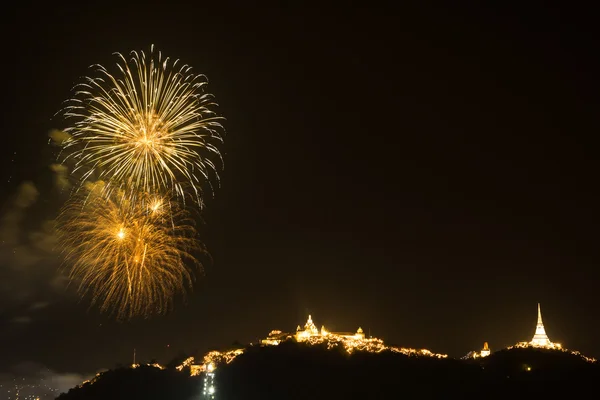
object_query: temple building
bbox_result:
[480,342,491,357]
[462,342,491,360]
[261,315,366,346]
[530,303,554,346]
[295,315,365,342]
[516,303,562,349]
[176,314,447,378]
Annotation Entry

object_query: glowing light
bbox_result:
[56,183,203,320]
[151,200,162,212]
[260,315,448,358]
[175,357,195,372]
[174,315,452,379]
[57,45,224,207]
[464,342,491,359]
[504,304,597,363]
[507,342,596,363]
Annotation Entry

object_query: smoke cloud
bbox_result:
[50,163,71,191]
[0,177,70,320]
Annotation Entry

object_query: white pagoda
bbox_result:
[517,303,561,349]
[531,303,552,346]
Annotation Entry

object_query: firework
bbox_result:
[58,45,224,207]
[56,182,203,319]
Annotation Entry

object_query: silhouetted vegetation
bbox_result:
[55,364,200,400]
[56,344,599,400]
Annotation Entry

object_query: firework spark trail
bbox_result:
[58,45,224,208]
[56,183,203,320]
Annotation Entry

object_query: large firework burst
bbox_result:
[58,45,224,206]
[56,183,203,319]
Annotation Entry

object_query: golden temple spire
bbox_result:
[480,342,490,357]
[531,303,551,347]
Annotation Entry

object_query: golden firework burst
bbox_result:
[58,45,224,207]
[56,182,204,319]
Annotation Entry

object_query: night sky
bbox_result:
[1,3,599,376]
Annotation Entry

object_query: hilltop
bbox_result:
[214,342,599,399]
[56,310,599,399]
[56,343,599,400]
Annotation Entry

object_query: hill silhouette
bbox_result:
[216,342,599,399]
[55,364,200,400]
[56,344,599,400]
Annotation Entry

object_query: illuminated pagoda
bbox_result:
[480,342,491,357]
[261,314,445,358]
[530,303,554,347]
[505,303,596,362]
[293,315,365,342]
[296,314,320,339]
[514,303,561,349]
[260,315,367,346]
[462,341,491,360]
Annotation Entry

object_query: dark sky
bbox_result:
[1,3,599,374]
